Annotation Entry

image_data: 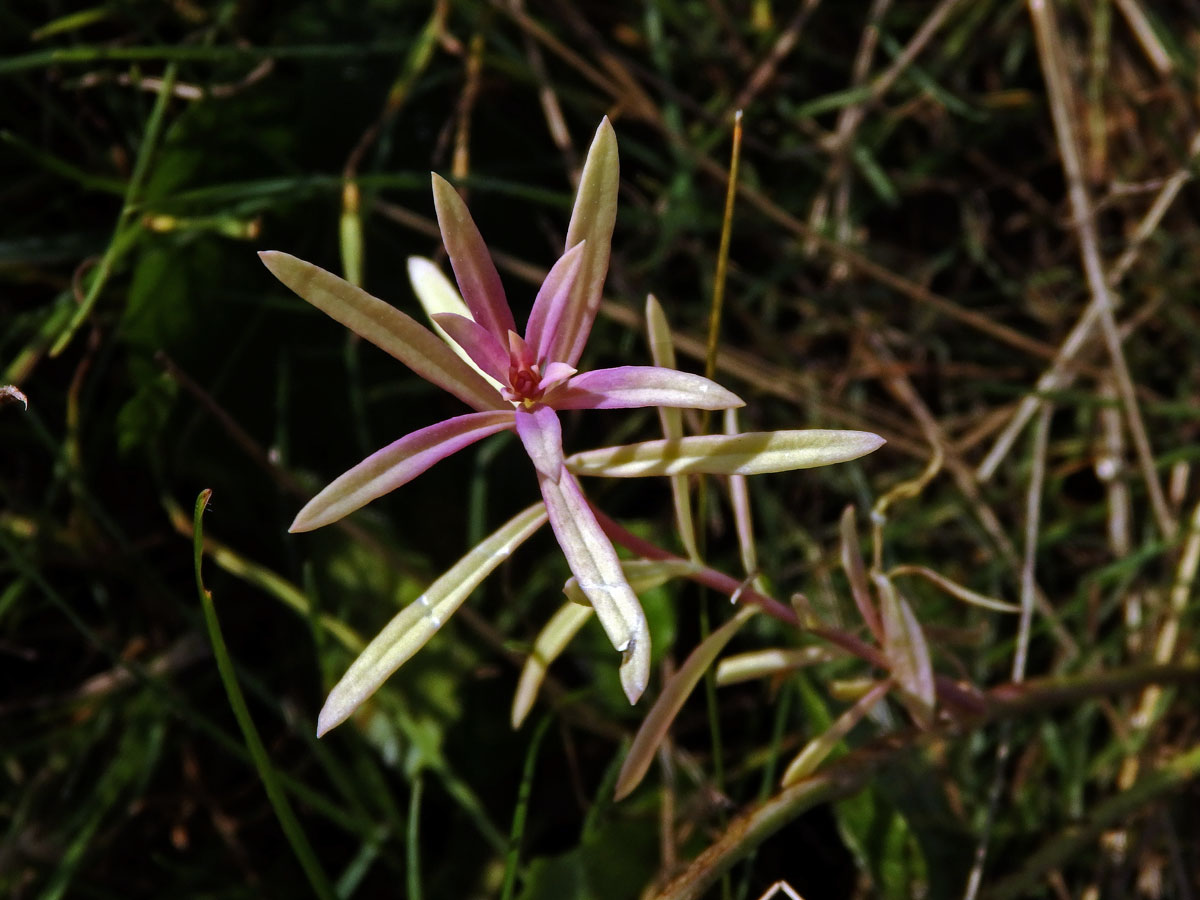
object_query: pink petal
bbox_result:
[550,120,619,367]
[514,404,564,482]
[430,174,517,343]
[537,361,577,393]
[553,366,744,411]
[537,466,649,704]
[431,313,511,384]
[290,410,515,532]
[525,241,587,364]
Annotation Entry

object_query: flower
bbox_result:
[260,119,742,711]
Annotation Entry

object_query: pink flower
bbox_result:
[260,120,741,709]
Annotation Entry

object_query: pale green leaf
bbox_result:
[317,503,547,736]
[781,679,892,786]
[647,294,698,560]
[566,430,886,478]
[406,256,505,390]
[715,646,840,685]
[511,601,593,729]
[260,251,506,412]
[537,468,649,703]
[556,118,619,366]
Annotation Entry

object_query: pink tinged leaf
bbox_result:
[873,573,936,728]
[514,404,564,483]
[407,257,505,391]
[840,505,882,642]
[566,430,887,478]
[537,467,649,703]
[430,312,511,384]
[525,241,587,364]
[614,605,758,801]
[317,503,548,736]
[553,367,744,411]
[554,119,620,367]
[537,361,576,394]
[290,410,515,533]
[259,252,507,413]
[430,173,517,342]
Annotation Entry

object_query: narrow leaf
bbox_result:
[725,408,760,584]
[260,251,506,412]
[614,606,758,800]
[840,505,882,641]
[874,573,936,728]
[716,646,840,685]
[537,467,649,703]
[555,119,619,366]
[567,429,886,478]
[525,241,586,364]
[887,564,1021,613]
[554,366,743,411]
[511,601,593,728]
[407,256,505,390]
[646,294,698,561]
[519,558,705,726]
[514,404,564,483]
[566,558,705,599]
[780,679,892,786]
[291,410,515,532]
[431,312,510,384]
[430,173,517,341]
[317,503,548,736]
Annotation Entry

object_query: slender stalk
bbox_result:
[500,714,553,900]
[192,491,337,900]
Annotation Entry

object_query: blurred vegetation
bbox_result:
[3,1,1200,898]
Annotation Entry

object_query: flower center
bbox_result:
[508,360,543,402]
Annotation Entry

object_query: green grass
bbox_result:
[3,2,1199,898]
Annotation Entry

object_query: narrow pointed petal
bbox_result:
[554,119,619,366]
[537,466,649,703]
[554,366,744,411]
[525,241,587,363]
[537,361,576,394]
[317,503,548,736]
[407,256,505,391]
[430,173,517,341]
[514,404,564,483]
[290,410,515,532]
[260,251,506,412]
[431,312,511,384]
[567,430,886,478]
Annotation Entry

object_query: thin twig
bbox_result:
[1027,0,1174,539]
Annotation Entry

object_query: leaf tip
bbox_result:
[315,696,345,738]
